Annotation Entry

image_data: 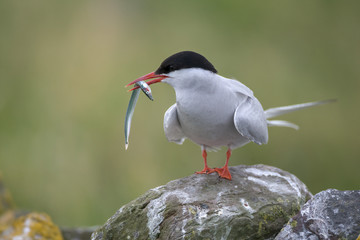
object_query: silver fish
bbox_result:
[136,81,153,101]
[124,81,153,149]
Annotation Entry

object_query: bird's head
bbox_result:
[126,51,217,90]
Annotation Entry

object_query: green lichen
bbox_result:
[290,202,301,217]
[257,205,290,237]
[257,221,264,236]
[188,206,197,216]
[290,220,297,228]
[262,205,288,222]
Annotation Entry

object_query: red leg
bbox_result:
[195,149,215,174]
[214,148,232,180]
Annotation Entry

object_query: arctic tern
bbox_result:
[126,51,333,180]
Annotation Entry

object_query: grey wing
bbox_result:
[164,103,186,144]
[234,96,268,145]
[225,77,254,97]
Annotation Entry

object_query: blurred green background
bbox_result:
[1,0,359,227]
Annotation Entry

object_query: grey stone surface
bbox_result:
[275,189,360,240]
[91,164,312,240]
[61,226,98,240]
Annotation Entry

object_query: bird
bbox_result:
[126,51,332,180]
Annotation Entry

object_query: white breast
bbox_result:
[173,80,249,148]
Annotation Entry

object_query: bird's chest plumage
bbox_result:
[174,88,243,147]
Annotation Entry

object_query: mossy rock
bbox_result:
[0,212,63,240]
[92,164,312,240]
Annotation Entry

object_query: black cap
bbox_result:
[155,51,217,75]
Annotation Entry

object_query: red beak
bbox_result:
[126,72,168,91]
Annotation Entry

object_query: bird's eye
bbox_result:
[166,65,175,72]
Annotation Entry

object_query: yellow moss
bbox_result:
[7,212,63,240]
[0,211,16,233]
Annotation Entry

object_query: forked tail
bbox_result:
[265,99,336,130]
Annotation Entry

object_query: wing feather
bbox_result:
[163,103,186,144]
[234,96,268,145]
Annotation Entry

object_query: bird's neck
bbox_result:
[165,69,220,93]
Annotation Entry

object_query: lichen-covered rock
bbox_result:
[91,164,312,240]
[0,212,63,240]
[275,189,360,240]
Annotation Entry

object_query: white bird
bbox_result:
[126,51,333,180]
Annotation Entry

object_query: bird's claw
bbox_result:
[214,167,232,180]
[195,167,215,175]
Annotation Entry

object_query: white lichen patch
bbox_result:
[146,190,190,240]
[118,205,125,214]
[198,207,208,219]
[247,176,286,195]
[151,185,165,193]
[215,208,224,216]
[214,205,240,218]
[181,206,187,237]
[194,205,209,225]
[13,217,32,240]
[244,167,303,198]
[216,191,224,202]
[221,226,233,240]
[239,198,256,215]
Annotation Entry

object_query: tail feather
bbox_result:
[265,99,335,129]
[265,99,335,119]
[267,120,299,130]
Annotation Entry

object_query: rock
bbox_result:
[91,164,312,240]
[275,189,360,240]
[61,226,98,240]
[0,172,93,240]
[0,212,63,240]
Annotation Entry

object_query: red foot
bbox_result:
[196,149,215,175]
[214,167,232,180]
[196,167,215,175]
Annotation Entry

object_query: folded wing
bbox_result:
[234,96,269,145]
[163,103,186,144]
